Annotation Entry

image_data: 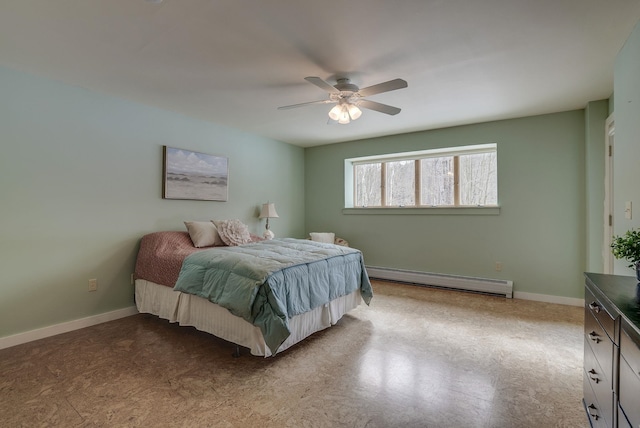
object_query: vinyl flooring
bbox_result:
[0,280,588,427]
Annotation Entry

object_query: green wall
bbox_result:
[0,66,304,338]
[613,19,640,275]
[305,111,586,299]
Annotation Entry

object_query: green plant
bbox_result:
[611,229,640,268]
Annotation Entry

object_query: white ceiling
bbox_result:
[1,0,639,147]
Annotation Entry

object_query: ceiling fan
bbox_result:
[277,76,408,124]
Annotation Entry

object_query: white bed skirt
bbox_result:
[134,279,362,357]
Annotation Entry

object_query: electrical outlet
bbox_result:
[495,262,503,272]
[88,278,97,292]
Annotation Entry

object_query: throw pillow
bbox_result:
[309,232,335,244]
[184,221,223,247]
[214,219,252,246]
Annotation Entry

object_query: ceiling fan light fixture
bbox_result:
[328,104,342,121]
[334,103,353,124]
[329,102,361,124]
[279,76,407,124]
[338,112,350,124]
[347,104,362,120]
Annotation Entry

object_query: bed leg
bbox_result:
[232,345,241,358]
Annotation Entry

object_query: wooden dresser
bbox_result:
[584,273,640,428]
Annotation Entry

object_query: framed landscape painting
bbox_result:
[162,146,228,201]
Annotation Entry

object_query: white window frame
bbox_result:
[344,144,499,215]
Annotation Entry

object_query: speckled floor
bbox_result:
[0,281,588,428]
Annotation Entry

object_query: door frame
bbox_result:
[603,114,615,274]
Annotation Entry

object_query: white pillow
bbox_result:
[214,219,252,246]
[184,221,223,247]
[309,232,335,244]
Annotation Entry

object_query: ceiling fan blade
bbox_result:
[277,99,333,110]
[305,76,340,94]
[358,100,401,115]
[357,78,408,97]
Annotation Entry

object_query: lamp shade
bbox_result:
[259,202,279,219]
[347,104,362,120]
[328,104,342,121]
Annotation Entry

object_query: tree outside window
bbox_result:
[352,145,497,208]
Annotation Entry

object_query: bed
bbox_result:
[134,230,373,357]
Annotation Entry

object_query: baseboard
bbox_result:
[367,266,584,307]
[0,306,138,350]
[513,291,584,307]
[366,265,513,298]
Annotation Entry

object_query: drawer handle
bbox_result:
[588,369,600,383]
[588,301,601,313]
[587,404,599,420]
[588,331,601,343]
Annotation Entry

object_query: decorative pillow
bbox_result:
[214,219,252,246]
[250,233,265,242]
[309,232,335,244]
[184,221,224,247]
[334,237,349,247]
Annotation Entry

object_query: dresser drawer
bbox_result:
[621,328,640,380]
[619,355,640,428]
[585,287,616,341]
[584,340,609,391]
[584,341,614,427]
[585,309,614,386]
[583,370,609,428]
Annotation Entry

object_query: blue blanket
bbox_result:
[173,238,373,353]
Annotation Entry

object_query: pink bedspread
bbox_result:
[134,231,265,287]
[134,231,205,287]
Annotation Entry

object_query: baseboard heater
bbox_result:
[366,266,513,298]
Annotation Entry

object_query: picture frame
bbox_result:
[162,146,228,201]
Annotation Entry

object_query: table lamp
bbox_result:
[259,202,279,240]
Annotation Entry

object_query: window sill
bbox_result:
[342,206,500,216]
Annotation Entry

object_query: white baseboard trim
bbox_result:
[366,266,582,306]
[0,306,138,350]
[367,265,513,298]
[513,291,584,307]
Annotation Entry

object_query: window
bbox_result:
[349,144,497,208]
[386,160,415,206]
[354,163,381,207]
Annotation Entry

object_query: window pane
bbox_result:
[386,160,415,206]
[420,157,454,206]
[459,152,497,205]
[355,163,381,207]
